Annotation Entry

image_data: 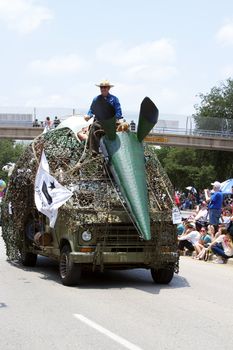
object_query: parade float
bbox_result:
[1,97,179,286]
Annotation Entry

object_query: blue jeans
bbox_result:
[211,243,233,259]
[209,208,221,225]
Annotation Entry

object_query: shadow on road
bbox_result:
[8,256,190,295]
[77,269,190,295]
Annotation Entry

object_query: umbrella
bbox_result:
[186,186,197,194]
[0,179,6,191]
[220,178,233,193]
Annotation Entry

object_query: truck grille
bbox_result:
[95,223,156,252]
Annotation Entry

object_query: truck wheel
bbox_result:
[151,268,174,284]
[20,249,37,267]
[21,218,37,266]
[59,245,81,286]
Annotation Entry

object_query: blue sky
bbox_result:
[1,0,233,120]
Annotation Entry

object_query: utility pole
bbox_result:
[33,107,36,122]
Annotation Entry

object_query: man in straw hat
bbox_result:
[84,79,123,155]
[84,79,122,122]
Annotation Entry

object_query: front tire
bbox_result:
[21,217,38,267]
[59,245,81,286]
[151,267,174,284]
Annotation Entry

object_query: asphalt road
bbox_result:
[1,229,233,350]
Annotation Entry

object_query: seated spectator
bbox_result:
[194,201,209,230]
[220,208,232,229]
[178,222,200,255]
[176,222,185,236]
[199,226,212,247]
[195,227,212,260]
[206,228,233,264]
[207,224,216,241]
[215,224,228,238]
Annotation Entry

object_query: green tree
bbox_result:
[155,79,233,191]
[192,78,233,183]
[156,147,216,191]
[193,78,233,132]
[0,140,26,181]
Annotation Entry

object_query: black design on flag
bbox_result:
[42,181,53,205]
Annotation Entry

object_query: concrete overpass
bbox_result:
[0,125,233,151]
[0,126,44,140]
[144,133,233,151]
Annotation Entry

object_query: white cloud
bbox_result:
[96,39,177,83]
[29,54,87,75]
[0,0,53,33]
[125,64,178,81]
[96,39,175,66]
[10,38,179,113]
[216,22,233,46]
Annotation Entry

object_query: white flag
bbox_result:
[34,151,73,228]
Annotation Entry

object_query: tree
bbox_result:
[193,78,233,132]
[192,78,233,183]
[155,78,232,191]
[156,147,216,191]
[0,140,26,181]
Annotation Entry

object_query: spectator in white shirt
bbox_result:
[178,222,200,255]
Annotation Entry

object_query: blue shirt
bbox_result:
[88,93,122,119]
[209,191,223,209]
[202,234,212,245]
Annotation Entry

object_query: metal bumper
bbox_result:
[70,251,178,266]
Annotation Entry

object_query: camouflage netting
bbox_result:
[1,127,175,260]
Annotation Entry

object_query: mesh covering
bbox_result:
[1,127,178,266]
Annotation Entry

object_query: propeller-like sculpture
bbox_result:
[137,97,159,142]
[91,96,159,240]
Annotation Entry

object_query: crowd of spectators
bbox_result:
[32,116,61,130]
[176,182,233,264]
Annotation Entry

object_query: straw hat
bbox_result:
[95,79,114,88]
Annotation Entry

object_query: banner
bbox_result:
[34,151,73,228]
[172,207,182,224]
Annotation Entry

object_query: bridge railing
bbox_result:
[149,115,233,139]
[1,107,233,140]
[151,126,233,138]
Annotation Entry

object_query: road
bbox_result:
[1,230,233,350]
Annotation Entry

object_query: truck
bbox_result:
[1,97,179,286]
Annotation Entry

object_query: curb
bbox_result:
[181,253,233,266]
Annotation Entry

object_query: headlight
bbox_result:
[81,230,92,242]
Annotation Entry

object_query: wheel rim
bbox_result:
[60,253,69,279]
